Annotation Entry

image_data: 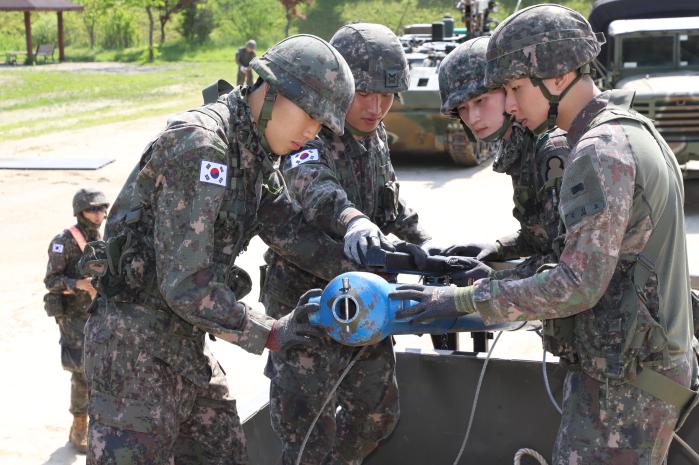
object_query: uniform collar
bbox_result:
[230,87,277,174]
[566,90,613,147]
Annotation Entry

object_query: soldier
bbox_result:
[236,39,256,86]
[262,23,430,465]
[81,34,358,465]
[43,188,109,453]
[391,5,697,464]
[433,36,570,284]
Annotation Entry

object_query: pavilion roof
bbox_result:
[0,0,83,12]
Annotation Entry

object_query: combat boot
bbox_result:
[69,414,87,454]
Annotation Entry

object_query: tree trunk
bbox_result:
[285,12,291,37]
[87,22,95,49]
[159,16,167,45]
[146,6,154,62]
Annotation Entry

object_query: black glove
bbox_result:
[394,241,429,270]
[437,242,502,261]
[389,284,468,323]
[451,261,494,287]
[266,289,323,352]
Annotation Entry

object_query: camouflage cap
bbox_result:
[485,4,605,88]
[246,39,256,49]
[73,187,109,216]
[438,36,490,116]
[251,34,355,135]
[330,23,409,93]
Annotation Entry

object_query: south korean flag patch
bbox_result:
[289,148,320,168]
[52,243,64,253]
[199,160,227,187]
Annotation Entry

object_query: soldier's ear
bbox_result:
[552,71,577,93]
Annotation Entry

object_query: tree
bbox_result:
[155,0,201,45]
[76,0,113,48]
[177,2,216,44]
[279,0,313,37]
[125,0,199,61]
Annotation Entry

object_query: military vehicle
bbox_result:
[589,0,699,170]
[383,1,499,166]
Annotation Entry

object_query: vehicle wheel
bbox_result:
[445,123,491,166]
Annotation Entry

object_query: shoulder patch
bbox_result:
[545,156,565,181]
[199,160,227,187]
[51,243,64,253]
[289,148,320,168]
[560,148,607,229]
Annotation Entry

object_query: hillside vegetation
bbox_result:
[0,0,594,63]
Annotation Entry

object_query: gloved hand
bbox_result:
[266,289,323,352]
[435,242,502,261]
[389,284,476,323]
[344,216,394,265]
[394,241,428,269]
[451,261,494,286]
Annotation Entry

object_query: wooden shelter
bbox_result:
[0,0,83,63]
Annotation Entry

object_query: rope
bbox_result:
[452,331,503,465]
[294,346,368,465]
[673,432,699,465]
[514,448,549,465]
[542,349,562,415]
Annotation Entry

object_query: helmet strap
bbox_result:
[346,122,375,138]
[257,85,278,154]
[481,112,514,142]
[530,64,590,134]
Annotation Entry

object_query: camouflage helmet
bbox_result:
[438,36,513,143]
[251,34,355,136]
[485,4,605,88]
[330,23,409,94]
[438,36,490,117]
[73,188,109,216]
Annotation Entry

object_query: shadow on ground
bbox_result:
[42,443,81,465]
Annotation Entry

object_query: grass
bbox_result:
[0,60,234,140]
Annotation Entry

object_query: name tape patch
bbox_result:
[199,160,227,187]
[52,243,64,253]
[289,148,320,168]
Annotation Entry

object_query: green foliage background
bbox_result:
[0,0,593,63]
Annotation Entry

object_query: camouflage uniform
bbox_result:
[263,23,430,465]
[437,36,571,281]
[82,35,356,465]
[491,125,570,281]
[44,217,103,416]
[471,6,697,464]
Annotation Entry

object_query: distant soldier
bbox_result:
[236,39,256,86]
[43,187,109,453]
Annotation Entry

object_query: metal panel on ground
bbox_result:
[0,157,115,170]
[243,348,699,465]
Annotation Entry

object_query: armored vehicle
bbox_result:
[589,0,699,169]
[383,1,498,166]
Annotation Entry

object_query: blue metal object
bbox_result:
[308,271,533,347]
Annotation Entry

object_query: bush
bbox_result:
[100,6,137,49]
[177,3,217,45]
